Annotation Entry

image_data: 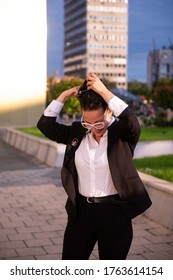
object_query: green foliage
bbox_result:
[47,76,83,102]
[152,81,173,110]
[63,96,80,115]
[18,127,173,142]
[153,78,173,87]
[18,127,46,139]
[133,155,173,183]
[47,76,83,116]
[153,113,173,127]
[101,78,117,89]
[140,127,173,141]
[47,83,60,103]
[128,80,151,100]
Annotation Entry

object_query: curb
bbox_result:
[2,128,65,167]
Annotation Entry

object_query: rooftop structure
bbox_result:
[147,45,173,87]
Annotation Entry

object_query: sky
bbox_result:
[47,0,173,83]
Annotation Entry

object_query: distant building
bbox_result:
[147,46,173,87]
[64,0,128,89]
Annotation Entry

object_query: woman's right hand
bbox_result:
[57,86,80,103]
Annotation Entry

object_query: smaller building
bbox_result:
[147,45,173,87]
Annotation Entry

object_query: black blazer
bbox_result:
[37,107,152,219]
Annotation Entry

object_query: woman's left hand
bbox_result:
[87,73,107,94]
[86,73,114,103]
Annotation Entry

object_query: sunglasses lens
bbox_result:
[81,122,104,130]
[94,123,104,129]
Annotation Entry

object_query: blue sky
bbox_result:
[47,0,173,83]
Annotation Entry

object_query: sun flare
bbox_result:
[0,0,47,124]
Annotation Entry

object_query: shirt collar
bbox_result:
[108,116,116,127]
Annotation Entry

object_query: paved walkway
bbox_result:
[0,134,173,260]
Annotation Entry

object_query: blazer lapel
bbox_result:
[63,123,86,166]
[61,123,86,206]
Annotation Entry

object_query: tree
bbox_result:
[47,76,83,121]
[128,80,151,101]
[101,78,117,90]
[152,79,173,110]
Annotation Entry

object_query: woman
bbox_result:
[37,73,152,260]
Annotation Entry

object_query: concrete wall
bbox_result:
[134,140,173,158]
[2,128,65,168]
[139,172,173,231]
[2,128,173,230]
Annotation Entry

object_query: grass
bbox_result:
[140,127,173,141]
[17,127,46,139]
[18,127,173,141]
[133,155,173,183]
[17,127,173,183]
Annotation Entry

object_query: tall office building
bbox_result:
[64,0,128,89]
[147,46,173,88]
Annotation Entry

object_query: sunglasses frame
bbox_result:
[81,116,105,130]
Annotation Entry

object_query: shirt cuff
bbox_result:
[108,96,128,117]
[44,100,64,117]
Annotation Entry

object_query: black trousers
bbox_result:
[62,196,133,260]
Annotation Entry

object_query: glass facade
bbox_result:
[64,0,128,89]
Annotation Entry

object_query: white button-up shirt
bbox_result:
[44,96,128,197]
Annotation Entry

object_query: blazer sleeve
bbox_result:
[118,107,141,155]
[37,115,71,145]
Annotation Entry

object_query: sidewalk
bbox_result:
[0,138,173,260]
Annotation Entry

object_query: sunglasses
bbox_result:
[81,116,106,130]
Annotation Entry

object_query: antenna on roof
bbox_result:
[168,37,173,49]
[152,37,158,83]
[153,37,156,52]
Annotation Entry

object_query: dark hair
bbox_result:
[77,80,107,111]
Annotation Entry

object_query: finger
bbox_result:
[71,88,78,95]
[90,73,97,78]
[73,92,78,97]
[87,79,92,84]
[87,73,95,81]
[75,88,79,94]
[86,79,92,85]
[87,74,91,80]
[87,82,93,89]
